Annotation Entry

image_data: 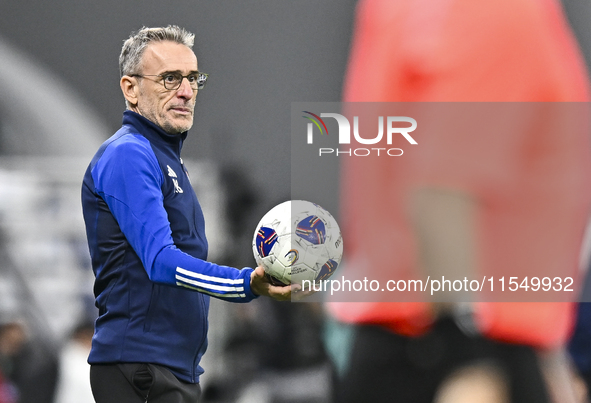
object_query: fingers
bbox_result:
[291,284,317,301]
[270,283,317,301]
[250,266,289,299]
[252,266,266,279]
[250,266,316,301]
[267,283,293,301]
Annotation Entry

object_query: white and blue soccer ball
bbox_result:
[252,200,343,285]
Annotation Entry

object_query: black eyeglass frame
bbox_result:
[129,71,209,91]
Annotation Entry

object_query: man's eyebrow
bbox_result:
[158,70,200,75]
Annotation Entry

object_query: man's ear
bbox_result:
[120,76,139,107]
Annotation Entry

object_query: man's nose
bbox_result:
[176,77,195,97]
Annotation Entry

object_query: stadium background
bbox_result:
[0,0,589,402]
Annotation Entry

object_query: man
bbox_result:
[81,26,293,403]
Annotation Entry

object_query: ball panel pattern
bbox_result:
[252,200,343,285]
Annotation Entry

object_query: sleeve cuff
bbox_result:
[241,267,259,301]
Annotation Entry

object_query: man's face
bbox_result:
[134,41,199,134]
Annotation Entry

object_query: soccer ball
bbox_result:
[252,200,343,286]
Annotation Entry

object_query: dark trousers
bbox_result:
[90,363,201,403]
[335,318,550,403]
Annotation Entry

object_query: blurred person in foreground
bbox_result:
[327,0,591,402]
[81,25,294,403]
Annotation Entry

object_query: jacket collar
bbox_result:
[122,110,188,150]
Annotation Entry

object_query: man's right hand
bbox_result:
[249,266,317,301]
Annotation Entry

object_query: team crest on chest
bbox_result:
[167,165,184,194]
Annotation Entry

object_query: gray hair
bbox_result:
[119,25,195,77]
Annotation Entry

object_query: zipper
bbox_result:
[180,157,190,180]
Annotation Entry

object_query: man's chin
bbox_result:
[164,118,193,134]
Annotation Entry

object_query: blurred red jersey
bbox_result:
[329,0,591,348]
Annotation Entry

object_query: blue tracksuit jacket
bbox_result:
[81,111,257,383]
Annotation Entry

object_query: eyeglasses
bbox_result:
[130,71,208,91]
